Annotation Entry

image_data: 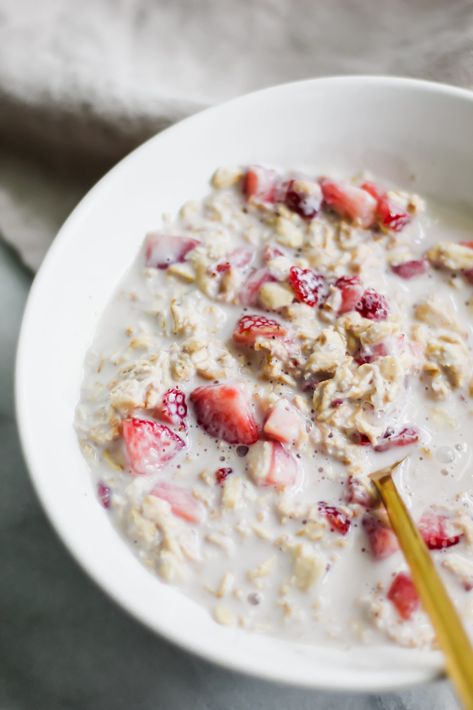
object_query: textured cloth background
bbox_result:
[1,0,473,269]
[0,2,470,708]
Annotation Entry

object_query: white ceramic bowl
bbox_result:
[16,76,473,692]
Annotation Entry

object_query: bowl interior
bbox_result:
[17,76,473,691]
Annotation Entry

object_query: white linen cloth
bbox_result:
[0,1,467,707]
[1,0,473,270]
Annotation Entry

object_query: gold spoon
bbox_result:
[371,460,473,708]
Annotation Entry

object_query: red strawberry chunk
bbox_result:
[239,267,275,306]
[355,288,389,321]
[151,481,204,523]
[391,260,427,279]
[363,513,399,559]
[97,482,111,509]
[145,233,200,269]
[321,179,377,228]
[355,341,388,365]
[233,314,287,347]
[463,269,473,285]
[284,179,322,220]
[387,573,419,620]
[352,432,372,446]
[215,467,233,485]
[361,181,411,232]
[160,387,188,431]
[418,510,463,550]
[461,245,473,283]
[345,475,375,508]
[335,275,363,314]
[289,266,327,307]
[122,418,185,475]
[248,440,298,490]
[360,181,383,201]
[374,426,419,452]
[263,398,305,444]
[318,502,351,535]
[377,195,411,232]
[190,384,259,445]
[268,443,298,489]
[243,166,278,201]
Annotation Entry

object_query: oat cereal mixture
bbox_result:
[76,165,473,649]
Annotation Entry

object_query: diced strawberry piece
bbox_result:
[461,247,473,282]
[418,510,463,550]
[151,481,204,523]
[377,195,411,232]
[463,268,473,284]
[284,179,322,220]
[391,260,427,279]
[159,387,187,431]
[331,398,344,408]
[243,166,278,201]
[321,179,377,228]
[268,442,298,489]
[355,341,388,365]
[374,426,419,452]
[361,181,411,232]
[122,418,185,475]
[215,467,233,485]
[233,314,287,347]
[355,288,389,321]
[97,482,111,509]
[289,266,327,307]
[360,181,383,201]
[262,243,284,263]
[190,384,259,445]
[239,267,275,306]
[263,399,305,444]
[345,475,375,508]
[387,573,419,620]
[247,440,298,490]
[318,502,351,535]
[352,432,372,446]
[362,182,410,232]
[363,513,399,559]
[145,232,200,269]
[213,247,254,275]
[335,275,363,314]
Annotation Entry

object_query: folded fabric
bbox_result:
[0,0,472,271]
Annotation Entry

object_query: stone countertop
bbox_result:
[0,242,458,709]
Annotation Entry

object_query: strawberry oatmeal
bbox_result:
[76,165,473,649]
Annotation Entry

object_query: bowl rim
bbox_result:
[16,74,473,692]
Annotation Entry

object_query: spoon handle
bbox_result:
[372,465,473,709]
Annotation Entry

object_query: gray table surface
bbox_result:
[0,241,459,709]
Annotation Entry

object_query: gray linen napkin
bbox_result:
[1,0,473,270]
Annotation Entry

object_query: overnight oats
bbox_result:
[76,165,473,649]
